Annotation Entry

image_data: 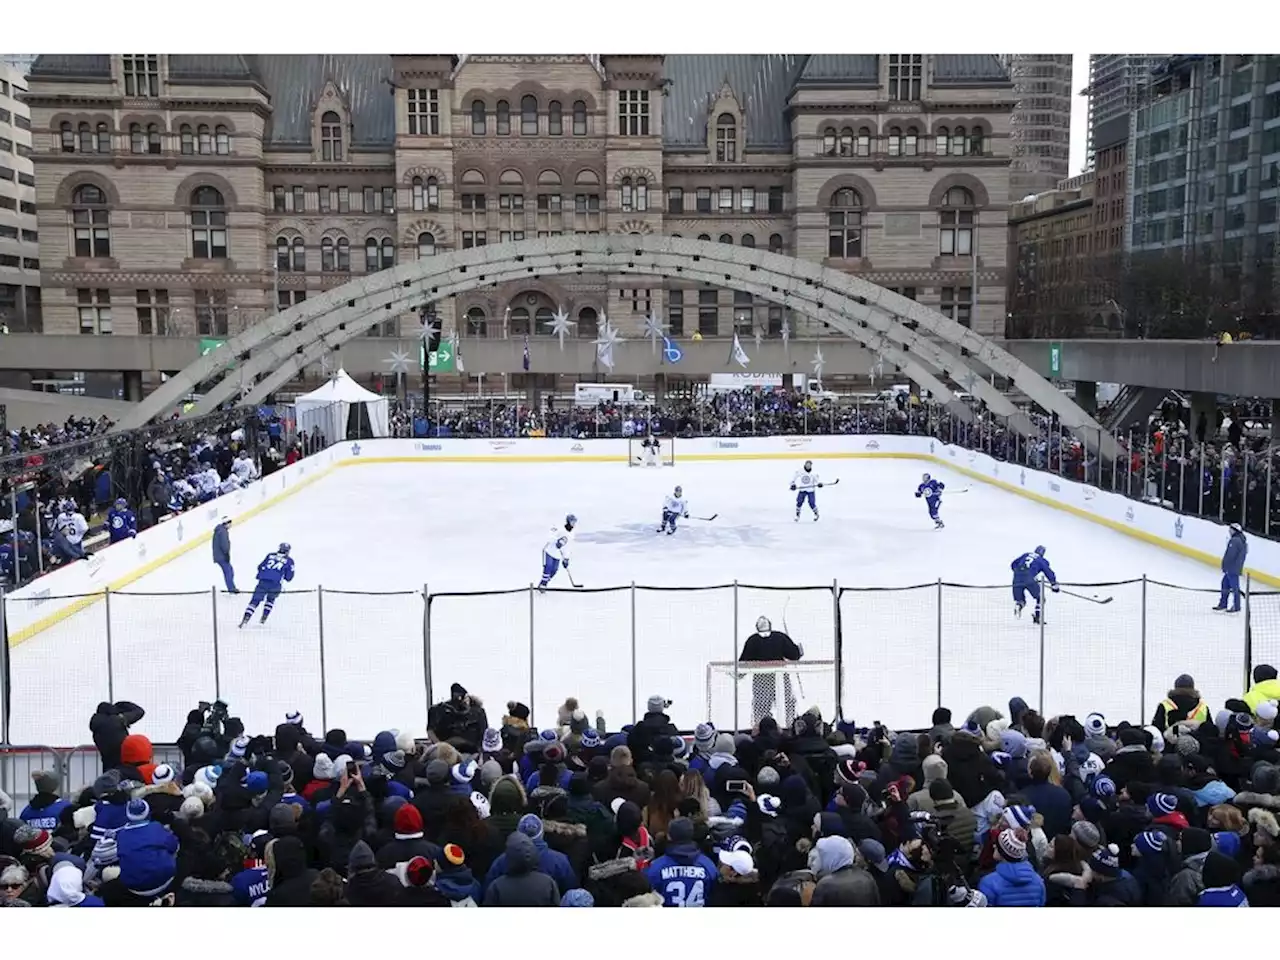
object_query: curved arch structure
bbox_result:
[113,235,1117,457]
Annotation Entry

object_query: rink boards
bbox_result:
[5,434,1278,646]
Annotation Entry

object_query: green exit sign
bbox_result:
[1049,341,1062,377]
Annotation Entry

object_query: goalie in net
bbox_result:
[631,433,674,467]
[738,615,803,725]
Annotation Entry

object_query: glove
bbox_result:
[915,491,921,498]
[1051,583,1060,592]
[683,512,689,519]
[817,483,824,488]
[790,485,796,491]
[562,559,569,569]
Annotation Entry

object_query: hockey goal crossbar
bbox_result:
[705,659,837,729]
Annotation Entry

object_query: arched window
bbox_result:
[521,95,538,136]
[337,237,350,271]
[952,125,967,157]
[130,123,145,154]
[71,184,111,258]
[887,126,902,157]
[768,233,784,254]
[822,127,836,157]
[96,122,111,154]
[577,306,598,338]
[968,127,985,155]
[471,100,486,135]
[904,127,919,156]
[856,127,871,157]
[78,122,93,153]
[275,236,290,271]
[548,100,563,136]
[939,186,975,256]
[292,237,306,272]
[827,188,863,259]
[838,127,853,157]
[321,111,343,161]
[620,176,633,212]
[696,233,711,241]
[936,126,950,156]
[535,306,553,329]
[466,306,488,338]
[215,125,230,155]
[636,177,648,212]
[715,113,736,162]
[510,307,530,335]
[321,237,335,271]
[417,232,435,258]
[411,176,424,211]
[741,233,756,248]
[180,124,194,155]
[364,238,379,272]
[197,124,212,155]
[496,100,510,136]
[190,186,227,259]
[426,176,440,211]
[60,122,74,152]
[572,100,587,136]
[381,238,395,270]
[718,233,733,244]
[147,123,162,155]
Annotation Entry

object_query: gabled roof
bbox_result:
[252,55,395,147]
[662,54,804,149]
[794,54,879,85]
[934,54,1010,85]
[169,55,256,82]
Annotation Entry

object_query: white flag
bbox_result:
[731,332,750,368]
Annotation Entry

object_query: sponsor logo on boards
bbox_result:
[717,441,739,449]
[571,444,584,452]
[865,440,880,450]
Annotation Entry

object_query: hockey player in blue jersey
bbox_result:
[915,473,946,529]
[239,543,295,627]
[1011,545,1059,624]
[106,498,138,543]
[538,515,576,592]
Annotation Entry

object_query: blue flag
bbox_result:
[522,336,530,371]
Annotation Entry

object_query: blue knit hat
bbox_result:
[518,813,544,842]
[1147,792,1178,817]
[1134,830,1168,857]
[561,888,594,907]
[126,798,150,822]
[1090,843,1120,877]
[579,728,601,749]
[1213,831,1242,858]
[1091,775,1117,799]
[242,770,269,795]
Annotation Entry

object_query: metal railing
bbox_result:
[4,578,1275,749]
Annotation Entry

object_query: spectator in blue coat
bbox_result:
[114,799,179,900]
[1020,753,1074,840]
[1215,524,1247,612]
[19,770,72,832]
[482,814,576,895]
[977,827,1045,906]
[212,516,236,593]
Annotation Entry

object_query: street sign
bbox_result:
[426,340,456,373]
[1049,341,1062,377]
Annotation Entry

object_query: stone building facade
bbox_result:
[23,53,1015,364]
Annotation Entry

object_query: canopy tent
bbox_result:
[293,369,389,443]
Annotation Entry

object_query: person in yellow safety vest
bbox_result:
[1150,673,1211,731]
[1244,664,1280,713]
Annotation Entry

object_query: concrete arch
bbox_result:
[112,235,1116,456]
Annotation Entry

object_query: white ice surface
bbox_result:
[8,458,1251,744]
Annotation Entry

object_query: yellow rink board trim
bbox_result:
[8,448,1273,648]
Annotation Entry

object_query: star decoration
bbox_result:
[547,307,576,351]
[593,321,623,371]
[811,346,826,382]
[319,353,333,377]
[384,348,412,375]
[641,312,666,353]
[780,317,791,345]
[418,316,440,344]
[238,375,253,401]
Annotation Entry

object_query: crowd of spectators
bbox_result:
[3,416,115,456]
[5,666,1280,907]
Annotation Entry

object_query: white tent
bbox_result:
[293,369,389,443]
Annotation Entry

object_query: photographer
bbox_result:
[89,700,146,770]
[427,683,488,752]
[178,700,236,769]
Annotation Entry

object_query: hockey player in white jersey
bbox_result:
[658,486,689,535]
[52,499,89,563]
[538,514,577,592]
[790,460,824,521]
[231,450,259,484]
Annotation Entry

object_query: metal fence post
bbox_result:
[104,587,115,703]
[210,586,221,701]
[1140,575,1148,721]
[1037,589,1046,713]
[1198,442,1206,516]
[630,581,638,723]
[422,583,432,715]
[936,578,944,710]
[317,586,328,733]
[528,584,536,727]
[0,584,9,745]
[831,579,840,720]
[732,580,740,732]
[1244,574,1254,689]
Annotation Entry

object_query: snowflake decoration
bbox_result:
[547,307,576,351]
[641,312,666,353]
[319,352,333,377]
[780,317,791,345]
[811,346,826,381]
[384,348,412,375]
[593,320,623,371]
[417,315,440,345]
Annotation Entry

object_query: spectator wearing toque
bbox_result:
[809,835,878,906]
[344,840,402,906]
[483,813,575,896]
[19,771,70,832]
[928,780,977,871]
[375,803,440,873]
[487,775,529,842]
[628,695,679,766]
[593,745,651,809]
[396,855,451,906]
[1167,827,1213,905]
[1198,849,1249,905]
[482,832,560,906]
[977,826,1045,906]
[907,754,952,812]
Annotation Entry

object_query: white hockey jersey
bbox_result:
[663,494,688,517]
[231,455,258,483]
[218,475,243,495]
[792,468,821,491]
[55,511,88,545]
[543,527,574,562]
[195,468,221,496]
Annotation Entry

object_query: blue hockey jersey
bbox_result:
[645,842,718,906]
[256,551,296,585]
[1011,551,1057,585]
[107,507,138,542]
[916,479,945,500]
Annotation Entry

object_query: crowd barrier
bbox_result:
[4,578,1276,749]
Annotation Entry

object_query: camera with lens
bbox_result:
[198,698,230,737]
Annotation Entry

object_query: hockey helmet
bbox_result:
[674,486,683,498]
[1034,545,1046,557]
[756,616,772,636]
[803,460,813,471]
[115,497,128,509]
[921,472,931,483]
[565,514,577,529]
[278,542,291,555]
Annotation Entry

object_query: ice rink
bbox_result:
[6,456,1256,744]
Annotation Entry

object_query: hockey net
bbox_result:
[628,436,676,467]
[705,659,837,731]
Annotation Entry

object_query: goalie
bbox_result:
[739,616,803,725]
[637,434,663,466]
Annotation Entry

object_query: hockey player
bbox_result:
[739,616,804,726]
[915,473,946,529]
[51,499,89,564]
[218,473,242,496]
[658,486,689,535]
[196,465,222,503]
[790,460,823,522]
[239,543,295,627]
[538,514,577,592]
[638,434,662,467]
[231,450,259,485]
[1011,545,1059,624]
[106,497,138,543]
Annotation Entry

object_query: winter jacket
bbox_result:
[375,835,440,872]
[19,794,72,832]
[1244,678,1280,713]
[174,877,237,906]
[1222,529,1247,576]
[943,734,1000,807]
[543,819,591,884]
[345,841,403,906]
[1166,852,1208,906]
[1151,686,1210,731]
[434,863,481,904]
[1021,780,1074,840]
[930,796,977,870]
[483,831,576,895]
[1242,863,1280,907]
[264,837,320,907]
[645,840,718,906]
[212,523,231,564]
[1091,871,1142,906]
[89,701,145,770]
[811,865,881,906]
[627,710,680,765]
[977,860,1046,906]
[115,818,179,897]
[427,697,488,750]
[482,832,560,906]
[708,864,762,906]
[1105,745,1154,790]
[592,765,651,809]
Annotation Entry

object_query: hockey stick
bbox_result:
[1059,588,1113,605]
[563,568,585,589]
[691,513,718,522]
[822,479,841,487]
[781,596,806,702]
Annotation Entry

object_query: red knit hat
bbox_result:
[393,804,423,838]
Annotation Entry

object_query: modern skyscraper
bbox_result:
[1008,54,1073,198]
[1086,55,1166,166]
